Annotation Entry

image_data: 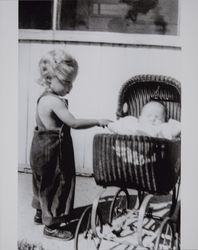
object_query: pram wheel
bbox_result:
[74,206,103,250]
[154,217,175,250]
[109,188,130,224]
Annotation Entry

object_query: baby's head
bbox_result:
[38,49,78,93]
[139,101,166,126]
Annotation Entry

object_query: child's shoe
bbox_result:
[43,226,73,240]
[34,209,42,225]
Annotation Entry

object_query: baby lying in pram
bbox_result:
[106,102,180,239]
[108,101,181,140]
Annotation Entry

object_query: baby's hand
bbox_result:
[98,119,112,128]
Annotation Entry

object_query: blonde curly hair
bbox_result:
[38,49,78,86]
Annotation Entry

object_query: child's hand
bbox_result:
[98,119,112,128]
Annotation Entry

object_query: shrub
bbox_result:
[17,240,46,250]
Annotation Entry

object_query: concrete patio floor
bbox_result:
[18,172,125,250]
[18,172,178,250]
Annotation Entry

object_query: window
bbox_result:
[19,0,53,30]
[19,0,179,36]
[59,0,78,30]
[19,0,180,48]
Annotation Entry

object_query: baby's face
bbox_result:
[139,102,165,126]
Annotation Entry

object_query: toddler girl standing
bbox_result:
[29,49,111,240]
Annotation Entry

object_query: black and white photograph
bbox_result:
[18,0,182,249]
[0,0,196,249]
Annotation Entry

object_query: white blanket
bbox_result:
[108,116,181,140]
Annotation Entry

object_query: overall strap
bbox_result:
[59,96,69,108]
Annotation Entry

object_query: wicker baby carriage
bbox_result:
[74,75,181,250]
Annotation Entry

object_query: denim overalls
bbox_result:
[29,92,75,226]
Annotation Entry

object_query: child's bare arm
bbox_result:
[50,96,111,129]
